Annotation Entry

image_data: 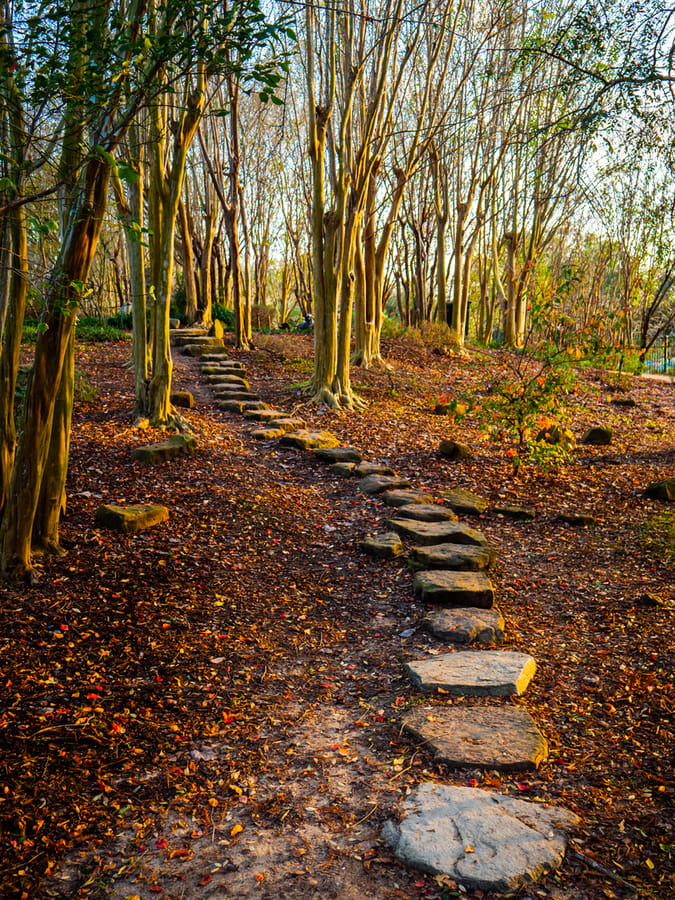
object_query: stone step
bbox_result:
[172,334,219,348]
[251,427,286,440]
[360,532,404,559]
[382,783,578,892]
[279,430,341,450]
[401,706,548,771]
[314,446,363,463]
[213,391,259,402]
[242,408,285,422]
[95,503,169,534]
[381,489,435,507]
[439,488,488,515]
[359,473,412,495]
[405,650,536,697]
[413,570,494,609]
[201,365,247,377]
[183,342,224,357]
[204,374,250,389]
[200,352,241,363]
[355,461,394,477]
[132,434,197,463]
[408,543,496,572]
[394,503,457,523]
[421,606,505,645]
[389,518,489,547]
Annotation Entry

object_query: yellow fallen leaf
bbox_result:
[465,845,474,853]
[231,823,243,836]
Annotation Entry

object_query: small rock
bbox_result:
[355,461,395,477]
[242,408,284,422]
[359,474,412,495]
[636,593,666,608]
[645,478,675,501]
[331,462,356,477]
[421,607,505,644]
[582,426,613,445]
[314,447,363,463]
[612,396,636,407]
[360,532,404,559]
[381,489,435,507]
[132,434,197,463]
[217,400,245,413]
[251,427,285,440]
[409,544,496,572]
[439,439,472,460]
[280,430,341,450]
[389,519,489,547]
[395,503,458,523]
[494,504,536,521]
[440,489,488,515]
[95,503,169,533]
[559,512,597,526]
[413,570,495,609]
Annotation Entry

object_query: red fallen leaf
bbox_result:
[363,848,377,860]
[87,693,101,700]
[468,778,479,787]
[149,887,162,892]
[331,743,339,751]
[516,783,530,791]
[198,875,212,886]
[156,838,168,849]
[415,878,426,887]
[222,712,234,723]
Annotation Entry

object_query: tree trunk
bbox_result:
[179,198,199,323]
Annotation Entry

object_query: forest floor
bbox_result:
[1,331,674,900]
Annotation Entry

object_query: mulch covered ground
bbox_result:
[0,331,673,900]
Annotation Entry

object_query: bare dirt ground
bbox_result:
[1,331,673,900]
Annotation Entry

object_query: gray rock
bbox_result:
[413,570,494,609]
[394,503,458,523]
[405,650,536,696]
[381,489,435,507]
[280,430,341,450]
[382,783,578,890]
[95,503,169,533]
[251,427,285,440]
[408,544,496,572]
[439,439,472,460]
[582,425,613,445]
[389,519,488,547]
[360,532,404,559]
[559,512,597,526]
[201,355,244,367]
[494,504,536,521]
[242,408,285,422]
[205,374,250,389]
[314,446,363,463]
[439,488,488,516]
[217,400,245,413]
[132,434,197,463]
[331,462,357,477]
[359,474,412,495]
[611,395,636,407]
[402,706,548,770]
[355,461,395,477]
[645,477,675,501]
[213,390,259,402]
[421,607,505,644]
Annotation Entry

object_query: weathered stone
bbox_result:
[439,439,472,460]
[211,319,225,340]
[360,532,404,559]
[383,783,578,890]
[439,488,488,516]
[381,489,435,507]
[132,434,197,463]
[205,375,250,389]
[171,331,210,346]
[421,607,505,644]
[645,477,675,501]
[201,365,245,376]
[279,429,341,450]
[169,317,181,329]
[331,462,357,477]
[612,395,637,407]
[408,543,496,572]
[213,391,259,402]
[559,512,597,526]
[218,400,246,413]
[251,427,286,440]
[182,342,224,357]
[582,425,613,445]
[494,504,536,521]
[242,408,285,422]
[95,503,169,533]
[355,461,395,477]
[402,706,548,770]
[413,570,494,609]
[170,391,194,409]
[405,650,536,696]
[267,417,306,434]
[314,446,363,463]
[394,503,458,523]
[201,354,244,367]
[389,519,489,547]
[359,474,412,495]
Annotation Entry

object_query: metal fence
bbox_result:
[643,335,675,375]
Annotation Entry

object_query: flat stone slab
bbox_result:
[171,332,212,347]
[382,783,578,891]
[267,417,306,433]
[440,489,488,516]
[389,519,489,547]
[402,706,548,770]
[201,365,246,376]
[381,489,435,507]
[251,427,285,440]
[200,354,243,365]
[360,532,404,559]
[217,400,245,413]
[421,606,505,645]
[242,408,284,422]
[213,390,259,402]
[395,503,457,523]
[360,474,411,495]
[95,503,169,533]
[182,342,224,356]
[405,651,536,696]
[314,447,363,463]
[331,462,356,477]
[205,375,250,389]
[409,544,496,572]
[494,504,535,521]
[355,462,395,477]
[413,570,494,609]
[132,434,197,463]
[279,430,340,450]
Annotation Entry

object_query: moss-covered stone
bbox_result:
[646,478,675,501]
[95,503,169,533]
[132,434,197,463]
[170,391,194,409]
[582,426,613,445]
[439,439,471,460]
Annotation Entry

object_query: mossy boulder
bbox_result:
[582,426,613,446]
[439,439,471,460]
[132,434,197,463]
[95,503,169,533]
[170,391,194,409]
[646,478,675,501]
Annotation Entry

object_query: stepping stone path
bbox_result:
[95,503,169,533]
[171,330,579,891]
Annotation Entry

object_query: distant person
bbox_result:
[298,313,313,331]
